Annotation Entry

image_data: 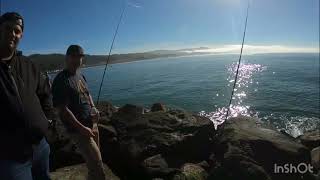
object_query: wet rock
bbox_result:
[97,101,118,126]
[298,130,320,150]
[311,146,320,172]
[143,154,168,171]
[50,163,119,180]
[196,161,210,172]
[209,116,312,180]
[118,104,145,115]
[96,101,118,118]
[151,103,167,112]
[179,163,208,180]
[142,154,179,179]
[46,118,83,170]
[98,124,117,141]
[208,156,271,180]
[106,106,215,178]
[48,102,316,180]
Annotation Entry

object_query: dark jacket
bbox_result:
[0,52,53,161]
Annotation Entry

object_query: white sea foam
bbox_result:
[262,115,320,138]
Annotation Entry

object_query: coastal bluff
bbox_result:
[48,101,319,180]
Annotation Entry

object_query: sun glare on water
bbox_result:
[200,60,266,129]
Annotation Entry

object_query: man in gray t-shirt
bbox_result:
[52,68,92,131]
[52,45,106,180]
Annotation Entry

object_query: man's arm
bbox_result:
[88,94,96,108]
[52,75,94,137]
[56,105,95,137]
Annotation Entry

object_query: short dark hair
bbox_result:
[0,12,24,31]
[66,45,85,56]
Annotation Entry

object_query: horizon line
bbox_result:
[23,44,319,56]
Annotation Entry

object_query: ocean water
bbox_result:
[52,53,320,137]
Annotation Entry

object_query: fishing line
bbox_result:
[96,1,127,105]
[225,1,250,121]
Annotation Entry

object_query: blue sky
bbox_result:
[2,0,319,55]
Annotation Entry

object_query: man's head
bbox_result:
[65,45,85,71]
[0,12,24,54]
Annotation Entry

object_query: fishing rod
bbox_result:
[225,1,250,121]
[96,1,127,105]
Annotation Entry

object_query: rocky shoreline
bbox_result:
[47,101,319,180]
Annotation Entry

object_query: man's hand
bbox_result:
[90,107,100,123]
[79,126,95,138]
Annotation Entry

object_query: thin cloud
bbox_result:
[127,1,142,8]
[182,45,319,55]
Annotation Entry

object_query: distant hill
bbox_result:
[28,47,210,72]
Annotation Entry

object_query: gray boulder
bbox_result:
[298,130,320,150]
[102,104,215,179]
[311,147,320,172]
[47,117,83,170]
[151,103,167,112]
[172,163,208,180]
[50,163,119,180]
[209,116,314,180]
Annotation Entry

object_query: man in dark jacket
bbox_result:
[0,12,52,180]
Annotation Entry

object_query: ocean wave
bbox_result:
[262,114,320,138]
[199,107,319,137]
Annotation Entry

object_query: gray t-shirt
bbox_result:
[52,69,92,132]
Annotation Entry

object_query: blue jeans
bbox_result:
[0,138,51,180]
